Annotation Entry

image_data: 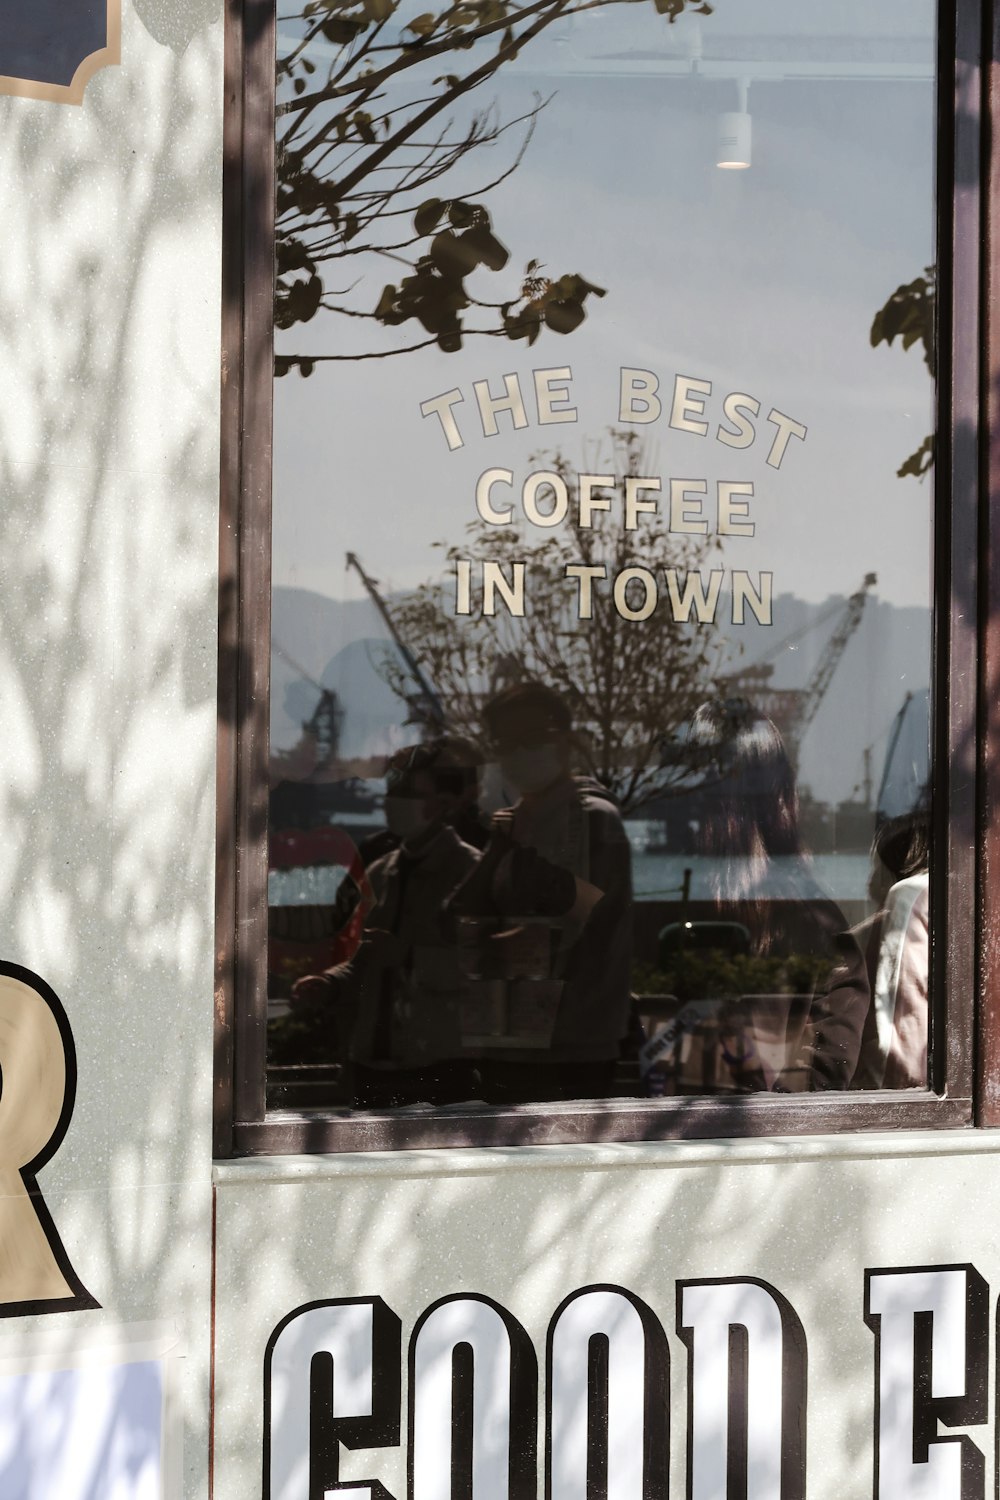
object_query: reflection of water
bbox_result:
[268,849,873,906]
[629,852,872,902]
[269,866,349,906]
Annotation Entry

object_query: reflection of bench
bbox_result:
[657,920,750,967]
[267,1064,350,1110]
[637,993,813,1094]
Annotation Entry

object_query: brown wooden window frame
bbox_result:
[215,0,1000,1158]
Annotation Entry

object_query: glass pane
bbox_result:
[267,0,936,1108]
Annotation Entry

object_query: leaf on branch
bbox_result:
[478,0,510,24]
[321,14,369,43]
[448,199,480,228]
[374,283,409,325]
[434,73,461,88]
[275,270,324,329]
[414,197,445,234]
[503,305,543,345]
[897,433,935,481]
[430,228,481,276]
[406,11,437,36]
[544,298,585,334]
[352,109,377,143]
[362,0,396,19]
[276,237,314,273]
[274,354,315,378]
[285,168,329,215]
[652,0,713,16]
[870,264,936,475]
[555,272,606,301]
[461,222,509,271]
[499,24,518,57]
[870,267,936,375]
[507,270,607,338]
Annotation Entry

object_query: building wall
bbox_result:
[2,9,999,1500]
[0,3,223,1494]
[215,1134,1000,1500]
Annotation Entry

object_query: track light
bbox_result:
[717,79,751,170]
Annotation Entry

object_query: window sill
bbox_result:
[214,1108,1000,1187]
[225,1089,971,1161]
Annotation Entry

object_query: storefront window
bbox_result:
[253,0,947,1126]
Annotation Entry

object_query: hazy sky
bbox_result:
[273,0,937,617]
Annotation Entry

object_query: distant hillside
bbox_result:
[271,584,930,804]
[271,589,404,759]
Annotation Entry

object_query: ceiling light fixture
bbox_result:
[717,78,751,169]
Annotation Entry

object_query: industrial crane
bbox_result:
[272,639,345,769]
[345,552,446,731]
[720,572,878,767]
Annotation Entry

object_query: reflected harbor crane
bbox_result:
[718,572,878,769]
[346,551,446,732]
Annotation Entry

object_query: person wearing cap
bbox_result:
[470,681,634,1103]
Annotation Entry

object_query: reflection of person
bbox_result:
[455,682,633,1103]
[291,739,482,1107]
[853,814,929,1090]
[315,733,488,970]
[688,701,870,1092]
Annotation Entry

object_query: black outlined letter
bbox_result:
[409,1294,537,1500]
[546,1284,669,1500]
[265,1296,402,1500]
[677,1277,806,1500]
[865,1265,987,1500]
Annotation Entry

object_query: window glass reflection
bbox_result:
[267,0,937,1107]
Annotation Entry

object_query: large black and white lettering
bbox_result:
[865,1265,988,1500]
[677,1277,806,1500]
[264,1296,402,1500]
[545,1285,669,1500]
[408,1294,537,1500]
[258,1267,1000,1500]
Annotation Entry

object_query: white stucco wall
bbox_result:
[3,10,999,1500]
[215,1133,1000,1500]
[0,2,223,1494]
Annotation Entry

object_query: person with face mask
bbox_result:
[291,739,483,1107]
[452,682,633,1104]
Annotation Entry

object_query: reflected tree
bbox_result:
[275,0,712,370]
[870,264,935,479]
[379,430,726,811]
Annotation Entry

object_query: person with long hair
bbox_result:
[852,811,930,1090]
[686,700,870,1092]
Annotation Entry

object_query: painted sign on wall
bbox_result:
[0,1,120,105]
[264,1266,986,1500]
[0,963,96,1316]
